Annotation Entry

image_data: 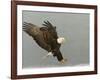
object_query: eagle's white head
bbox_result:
[57,37,65,44]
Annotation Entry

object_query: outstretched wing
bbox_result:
[42,21,58,39]
[23,22,51,52]
[23,22,38,36]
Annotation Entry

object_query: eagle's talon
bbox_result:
[60,59,67,64]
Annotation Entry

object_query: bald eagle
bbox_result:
[23,21,65,63]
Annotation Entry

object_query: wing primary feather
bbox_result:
[43,21,50,28]
[43,21,52,28]
[23,22,37,36]
[46,21,53,27]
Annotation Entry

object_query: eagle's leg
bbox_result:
[46,47,53,57]
[47,52,53,56]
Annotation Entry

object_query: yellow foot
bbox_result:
[60,59,67,64]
